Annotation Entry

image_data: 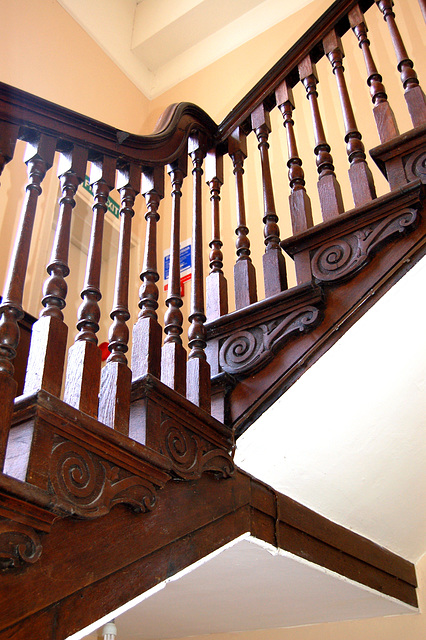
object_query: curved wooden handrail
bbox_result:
[0,83,218,166]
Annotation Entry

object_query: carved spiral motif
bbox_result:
[219,329,263,373]
[311,238,358,281]
[51,441,105,508]
[0,521,42,570]
[164,421,198,473]
[50,439,158,516]
[405,151,426,184]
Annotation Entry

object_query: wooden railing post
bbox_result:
[228,128,257,309]
[251,103,288,297]
[187,131,210,412]
[375,0,426,127]
[323,29,376,207]
[0,133,55,465]
[162,155,187,395]
[349,4,399,143]
[299,56,344,220]
[98,163,140,434]
[131,166,164,381]
[205,149,228,321]
[276,80,313,235]
[64,156,116,418]
[24,146,88,397]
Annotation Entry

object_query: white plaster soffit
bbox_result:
[57,0,317,99]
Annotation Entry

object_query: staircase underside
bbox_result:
[0,467,417,640]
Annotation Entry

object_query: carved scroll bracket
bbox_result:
[404,151,426,184]
[49,440,160,518]
[311,207,418,283]
[161,417,234,481]
[0,519,42,571]
[219,305,321,376]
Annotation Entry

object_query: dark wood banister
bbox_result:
[0,1,424,637]
[0,84,218,166]
[217,0,375,142]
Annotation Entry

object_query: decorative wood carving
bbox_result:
[404,151,426,184]
[160,417,234,480]
[0,519,42,570]
[49,439,158,517]
[311,207,418,282]
[219,305,320,376]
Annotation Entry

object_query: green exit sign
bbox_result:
[82,175,120,219]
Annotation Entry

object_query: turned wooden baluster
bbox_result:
[349,5,399,143]
[187,132,210,412]
[24,146,88,397]
[98,164,140,434]
[251,104,287,298]
[299,56,344,220]
[275,80,313,284]
[131,166,164,381]
[323,30,376,207]
[276,80,313,235]
[375,0,426,127]
[205,149,228,321]
[162,155,187,395]
[0,133,55,465]
[64,156,116,418]
[228,128,257,309]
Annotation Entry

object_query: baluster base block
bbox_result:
[187,358,211,413]
[206,271,228,321]
[349,162,377,208]
[263,249,288,298]
[132,317,162,380]
[0,374,18,469]
[289,191,314,235]
[405,85,426,129]
[161,341,187,396]
[23,316,68,398]
[318,174,345,220]
[99,361,132,434]
[64,341,101,418]
[234,260,257,310]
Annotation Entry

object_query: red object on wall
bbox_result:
[99,342,110,361]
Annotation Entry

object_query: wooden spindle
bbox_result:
[131,166,164,381]
[375,0,426,127]
[299,56,344,220]
[98,164,140,434]
[228,128,257,310]
[187,132,210,412]
[276,80,313,234]
[24,146,88,397]
[349,5,399,143]
[0,134,55,465]
[251,104,288,298]
[323,30,376,207]
[161,155,187,396]
[205,149,228,321]
[64,156,116,418]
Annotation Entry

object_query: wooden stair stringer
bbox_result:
[0,469,417,639]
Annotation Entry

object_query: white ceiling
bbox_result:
[57,0,317,98]
[73,536,415,640]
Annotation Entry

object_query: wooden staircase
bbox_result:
[0,0,424,637]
